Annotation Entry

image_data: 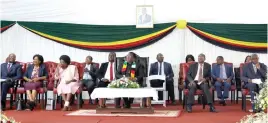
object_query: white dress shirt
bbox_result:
[83,64,92,80]
[220,64,227,79]
[103,62,116,80]
[252,63,257,73]
[194,63,204,81]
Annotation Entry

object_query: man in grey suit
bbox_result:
[149,53,175,104]
[241,54,267,112]
[186,53,217,113]
[138,8,152,24]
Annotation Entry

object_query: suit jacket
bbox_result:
[149,62,174,82]
[24,64,48,79]
[115,61,145,85]
[241,62,267,83]
[138,14,151,24]
[187,62,211,85]
[1,62,22,80]
[212,63,234,81]
[83,63,98,82]
[97,62,108,80]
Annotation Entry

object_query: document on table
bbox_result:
[0,79,6,82]
[252,79,262,84]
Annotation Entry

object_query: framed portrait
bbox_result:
[136,5,154,28]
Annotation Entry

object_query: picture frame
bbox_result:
[136,5,154,28]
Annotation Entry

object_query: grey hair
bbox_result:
[251,53,258,58]
[198,53,206,59]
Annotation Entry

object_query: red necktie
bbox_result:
[110,62,114,81]
[7,64,11,72]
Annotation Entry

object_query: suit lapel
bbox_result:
[224,64,229,76]
[4,63,9,73]
[193,63,198,78]
[90,63,94,71]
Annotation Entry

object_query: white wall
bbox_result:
[1,0,268,100]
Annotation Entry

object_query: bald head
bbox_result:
[157,53,164,62]
[8,53,16,63]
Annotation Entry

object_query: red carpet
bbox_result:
[3,101,251,123]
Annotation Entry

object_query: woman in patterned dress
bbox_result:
[23,54,47,110]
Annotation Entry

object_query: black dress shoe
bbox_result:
[186,105,192,113]
[209,106,218,113]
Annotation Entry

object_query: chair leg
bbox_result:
[231,91,233,103]
[41,93,44,110]
[10,94,13,109]
[182,94,185,109]
[236,90,239,104]
[77,93,81,109]
[201,95,205,109]
[44,92,47,107]
[163,91,166,107]
[60,96,63,108]
[242,95,245,111]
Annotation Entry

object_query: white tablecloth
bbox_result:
[91,88,158,100]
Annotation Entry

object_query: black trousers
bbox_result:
[150,80,175,102]
[187,82,212,105]
[1,80,14,107]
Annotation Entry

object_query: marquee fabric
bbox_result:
[187,23,267,53]
[17,21,176,51]
[1,20,16,33]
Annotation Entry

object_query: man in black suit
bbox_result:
[186,53,216,113]
[1,53,22,111]
[115,52,145,108]
[81,56,99,104]
[97,52,116,108]
[241,54,267,112]
[149,53,175,104]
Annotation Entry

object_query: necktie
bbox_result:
[110,62,114,81]
[159,63,162,75]
[198,64,203,81]
[7,63,11,72]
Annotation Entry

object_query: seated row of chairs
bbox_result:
[7,59,249,111]
[179,62,250,111]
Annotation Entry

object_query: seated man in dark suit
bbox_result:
[115,52,145,108]
[81,56,98,104]
[241,54,267,112]
[1,53,22,111]
[186,53,216,113]
[212,56,234,106]
[97,52,117,108]
[149,53,175,104]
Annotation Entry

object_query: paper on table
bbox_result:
[0,79,6,81]
[252,79,262,84]
[148,75,166,81]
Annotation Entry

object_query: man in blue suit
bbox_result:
[149,53,175,104]
[241,54,267,112]
[212,56,234,106]
[1,53,22,111]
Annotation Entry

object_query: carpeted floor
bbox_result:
[3,101,251,123]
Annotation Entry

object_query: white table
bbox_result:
[91,88,158,100]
